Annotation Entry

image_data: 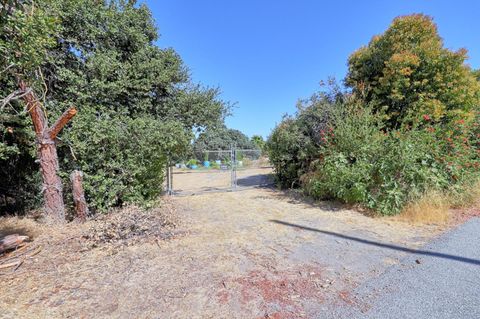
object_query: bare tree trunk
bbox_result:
[18,80,77,223]
[38,137,65,221]
[70,170,88,222]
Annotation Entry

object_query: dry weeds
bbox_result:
[395,182,480,226]
[0,198,181,275]
[448,180,480,208]
[397,191,451,225]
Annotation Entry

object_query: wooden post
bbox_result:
[70,170,88,222]
[18,80,77,223]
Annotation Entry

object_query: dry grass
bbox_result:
[447,180,480,209]
[391,180,480,226]
[397,191,451,225]
[0,168,454,318]
[0,187,444,318]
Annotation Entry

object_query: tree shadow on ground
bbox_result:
[173,173,275,196]
[236,173,275,188]
[270,219,480,266]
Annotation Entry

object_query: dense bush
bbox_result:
[303,106,452,215]
[266,85,341,188]
[60,114,190,212]
[267,15,480,215]
[0,115,41,212]
[269,98,480,215]
[0,0,229,213]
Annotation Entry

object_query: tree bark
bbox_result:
[0,234,29,254]
[49,106,77,139]
[18,80,77,223]
[37,137,65,222]
[70,170,88,222]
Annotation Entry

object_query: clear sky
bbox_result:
[144,0,480,138]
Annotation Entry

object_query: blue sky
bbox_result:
[145,0,480,138]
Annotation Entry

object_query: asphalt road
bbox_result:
[332,217,480,319]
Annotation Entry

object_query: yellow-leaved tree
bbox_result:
[346,14,480,128]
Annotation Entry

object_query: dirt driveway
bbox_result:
[0,168,447,318]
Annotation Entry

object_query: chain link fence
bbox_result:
[166,147,272,195]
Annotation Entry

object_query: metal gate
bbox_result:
[166,146,272,195]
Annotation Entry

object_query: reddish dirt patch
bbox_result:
[219,265,327,318]
[337,290,355,305]
[260,312,284,319]
[451,206,480,225]
[216,289,230,305]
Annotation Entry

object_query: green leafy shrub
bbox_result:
[1,0,229,214]
[267,117,313,188]
[295,104,480,215]
[60,114,190,212]
[268,15,480,216]
[266,86,339,188]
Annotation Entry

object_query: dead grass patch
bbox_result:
[447,180,480,209]
[386,181,480,226]
[0,174,447,318]
[0,198,181,274]
[396,191,451,225]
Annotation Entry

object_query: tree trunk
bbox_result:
[70,170,88,222]
[38,136,65,222]
[18,80,77,223]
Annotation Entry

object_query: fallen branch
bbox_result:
[13,260,24,271]
[0,244,28,259]
[0,261,21,270]
[0,234,29,254]
[26,246,42,259]
[0,246,42,264]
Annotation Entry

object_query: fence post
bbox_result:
[230,146,233,190]
[231,145,237,190]
[166,159,173,195]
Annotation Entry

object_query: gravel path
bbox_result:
[332,217,480,319]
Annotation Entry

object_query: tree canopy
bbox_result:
[251,135,265,151]
[193,126,257,157]
[346,14,480,127]
[0,0,230,213]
